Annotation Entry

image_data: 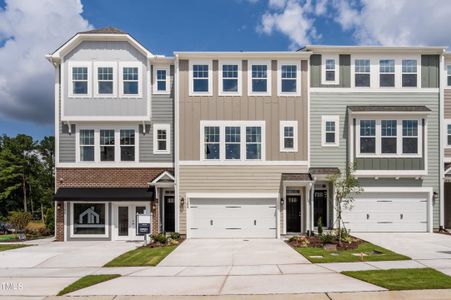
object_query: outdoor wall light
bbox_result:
[180,197,185,206]
[280,198,284,205]
[57,203,62,210]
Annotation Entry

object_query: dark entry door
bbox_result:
[314,190,328,227]
[286,195,301,232]
[164,196,175,232]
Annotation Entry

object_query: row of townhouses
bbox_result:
[45,27,451,241]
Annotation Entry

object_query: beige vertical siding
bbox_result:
[178,165,308,234]
[445,89,451,119]
[179,59,309,161]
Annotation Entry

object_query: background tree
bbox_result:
[328,163,362,245]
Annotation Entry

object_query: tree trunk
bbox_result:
[337,198,342,246]
[29,184,33,216]
[22,172,27,212]
[41,203,44,222]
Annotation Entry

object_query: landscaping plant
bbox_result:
[8,211,32,233]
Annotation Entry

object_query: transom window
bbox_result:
[153,124,171,155]
[202,122,265,161]
[72,67,88,95]
[355,59,370,87]
[280,65,297,93]
[193,64,209,92]
[321,116,339,147]
[120,130,135,161]
[402,60,417,87]
[100,130,115,162]
[379,59,395,87]
[79,130,94,162]
[251,64,268,93]
[122,67,139,95]
[222,64,238,93]
[204,126,220,160]
[280,121,298,152]
[356,119,422,157]
[97,67,113,95]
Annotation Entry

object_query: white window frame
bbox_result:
[321,115,339,147]
[447,64,451,87]
[401,59,418,88]
[70,201,109,238]
[68,61,92,98]
[200,121,266,162]
[153,123,171,154]
[379,58,396,88]
[355,117,423,158]
[189,60,212,96]
[445,120,451,149]
[119,129,137,162]
[321,55,339,85]
[248,60,272,96]
[280,121,298,152]
[353,58,371,88]
[99,129,116,162]
[277,60,301,96]
[119,62,142,98]
[94,62,117,97]
[75,125,139,164]
[153,65,170,94]
[218,60,242,96]
[79,129,95,162]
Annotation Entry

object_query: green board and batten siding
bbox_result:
[310,92,440,228]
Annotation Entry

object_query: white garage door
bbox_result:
[189,198,277,238]
[342,192,429,232]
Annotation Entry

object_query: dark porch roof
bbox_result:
[53,187,155,202]
[309,167,340,175]
[281,173,313,181]
[348,105,431,112]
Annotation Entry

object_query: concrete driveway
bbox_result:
[71,239,383,296]
[0,239,139,297]
[354,233,451,275]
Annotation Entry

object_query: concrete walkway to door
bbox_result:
[70,239,384,296]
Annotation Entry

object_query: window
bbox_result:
[279,62,299,95]
[322,56,339,85]
[97,67,114,96]
[355,59,370,87]
[448,124,451,146]
[447,65,451,86]
[192,63,210,94]
[79,130,94,162]
[225,126,240,159]
[321,116,339,147]
[72,203,106,236]
[402,120,418,154]
[379,59,395,87]
[402,60,417,87]
[220,63,239,95]
[249,61,271,95]
[72,66,88,95]
[246,126,262,160]
[122,67,139,95]
[201,121,265,161]
[360,120,376,154]
[120,130,135,161]
[100,130,115,161]
[154,66,170,94]
[153,124,171,154]
[280,121,298,152]
[204,126,220,160]
[381,120,397,153]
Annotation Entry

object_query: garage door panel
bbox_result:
[189,198,277,238]
[342,192,429,233]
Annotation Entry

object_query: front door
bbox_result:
[314,190,328,227]
[164,195,175,232]
[286,195,301,232]
[114,202,150,241]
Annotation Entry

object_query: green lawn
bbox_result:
[58,274,120,296]
[104,246,177,267]
[343,268,451,290]
[296,242,410,263]
[0,244,30,252]
[0,234,18,241]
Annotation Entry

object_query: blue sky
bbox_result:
[0,0,450,141]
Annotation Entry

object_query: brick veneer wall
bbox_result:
[55,201,65,241]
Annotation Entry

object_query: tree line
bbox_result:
[0,134,54,221]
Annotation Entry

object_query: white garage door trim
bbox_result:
[186,193,280,239]
[343,187,433,233]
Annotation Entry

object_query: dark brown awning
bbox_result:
[309,167,340,175]
[281,173,313,181]
[348,105,431,112]
[53,187,155,202]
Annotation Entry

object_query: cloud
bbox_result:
[0,0,91,124]
[335,0,451,46]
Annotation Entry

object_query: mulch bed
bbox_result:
[146,238,185,248]
[288,235,364,250]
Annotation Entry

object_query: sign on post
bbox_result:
[136,213,151,235]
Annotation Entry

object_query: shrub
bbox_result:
[288,236,299,243]
[151,233,167,244]
[169,232,180,240]
[9,211,32,233]
[45,208,55,234]
[317,217,323,235]
[319,232,336,244]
